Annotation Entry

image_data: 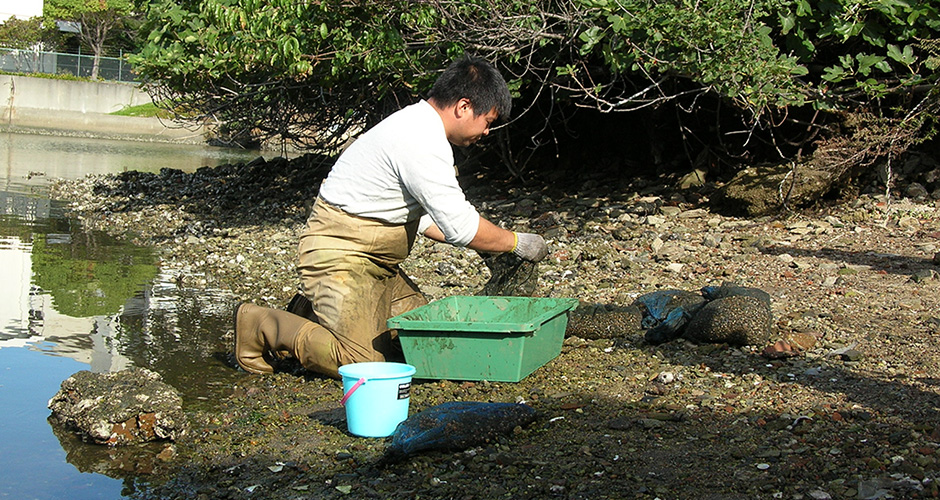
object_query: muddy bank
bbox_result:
[51,156,940,499]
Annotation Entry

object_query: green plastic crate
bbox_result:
[387,296,579,382]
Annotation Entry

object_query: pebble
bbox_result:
[837,349,863,361]
[665,263,684,273]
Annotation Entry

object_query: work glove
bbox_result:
[511,232,549,262]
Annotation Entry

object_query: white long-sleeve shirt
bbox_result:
[318,100,480,247]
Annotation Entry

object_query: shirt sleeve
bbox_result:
[417,213,435,235]
[394,142,480,247]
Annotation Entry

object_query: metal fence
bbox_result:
[0,47,138,83]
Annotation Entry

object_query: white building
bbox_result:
[0,0,44,22]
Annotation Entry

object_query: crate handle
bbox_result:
[340,377,367,405]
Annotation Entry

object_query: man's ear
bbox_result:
[454,98,473,118]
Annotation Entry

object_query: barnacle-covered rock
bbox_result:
[48,368,186,446]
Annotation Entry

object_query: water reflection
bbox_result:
[0,190,146,373]
[0,132,258,499]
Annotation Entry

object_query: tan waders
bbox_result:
[233,198,427,379]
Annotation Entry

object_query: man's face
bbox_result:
[450,101,499,147]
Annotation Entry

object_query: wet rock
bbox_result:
[49,420,175,478]
[48,368,186,446]
[684,295,773,346]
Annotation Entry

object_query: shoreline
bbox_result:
[48,156,940,500]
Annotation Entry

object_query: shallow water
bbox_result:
[0,131,263,499]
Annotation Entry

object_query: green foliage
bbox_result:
[0,16,61,49]
[129,0,940,164]
[573,0,809,114]
[0,70,91,82]
[44,0,134,21]
[45,0,137,79]
[110,101,173,118]
[130,0,449,148]
[776,0,940,105]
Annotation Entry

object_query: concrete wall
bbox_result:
[0,74,151,113]
[0,74,207,144]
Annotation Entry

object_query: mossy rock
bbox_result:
[711,163,835,216]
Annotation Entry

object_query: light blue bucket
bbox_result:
[338,362,416,437]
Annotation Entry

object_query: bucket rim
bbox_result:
[338,361,416,380]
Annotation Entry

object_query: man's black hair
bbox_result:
[428,56,512,120]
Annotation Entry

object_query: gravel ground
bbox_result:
[50,155,940,500]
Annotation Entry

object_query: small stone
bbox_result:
[838,349,863,361]
[646,215,666,227]
[660,206,681,217]
[898,216,920,229]
[665,263,684,273]
[677,170,707,190]
[607,417,633,430]
[762,340,798,359]
[637,418,665,429]
[910,269,938,283]
[655,371,675,384]
[905,182,929,199]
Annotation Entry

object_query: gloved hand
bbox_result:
[511,232,549,262]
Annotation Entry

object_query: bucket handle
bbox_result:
[340,377,366,405]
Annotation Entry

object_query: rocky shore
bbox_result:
[50,155,940,499]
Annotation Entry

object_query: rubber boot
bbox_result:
[234,302,340,377]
